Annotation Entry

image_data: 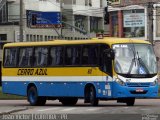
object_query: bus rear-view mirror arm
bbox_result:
[156,57,159,62]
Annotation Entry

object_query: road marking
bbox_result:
[38,107,59,112]
[141,109,150,111]
[87,108,100,111]
[60,108,76,112]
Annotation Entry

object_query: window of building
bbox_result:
[34,47,49,67]
[85,0,88,6]
[90,17,99,32]
[37,35,40,41]
[26,34,29,42]
[4,48,17,67]
[30,35,33,41]
[89,0,92,6]
[123,9,145,38]
[0,4,7,23]
[45,36,47,41]
[18,48,33,67]
[40,35,43,41]
[100,0,103,7]
[33,35,36,41]
[73,0,76,5]
[0,34,7,41]
[110,11,118,37]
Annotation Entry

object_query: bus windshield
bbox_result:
[113,44,157,76]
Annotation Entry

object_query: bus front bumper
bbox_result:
[112,82,159,98]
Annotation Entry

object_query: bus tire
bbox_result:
[60,97,78,106]
[89,86,99,106]
[27,86,46,106]
[126,98,135,106]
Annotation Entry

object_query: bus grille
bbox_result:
[126,83,150,87]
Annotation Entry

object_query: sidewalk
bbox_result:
[0,106,28,115]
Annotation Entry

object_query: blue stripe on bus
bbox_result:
[2,81,159,98]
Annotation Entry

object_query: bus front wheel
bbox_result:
[126,98,135,106]
[27,86,46,106]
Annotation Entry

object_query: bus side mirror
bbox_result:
[104,49,115,60]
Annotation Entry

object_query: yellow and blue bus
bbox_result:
[2,37,159,106]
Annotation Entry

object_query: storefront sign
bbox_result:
[123,13,145,28]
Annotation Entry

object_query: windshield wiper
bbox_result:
[137,52,150,74]
[127,45,137,74]
[127,51,150,74]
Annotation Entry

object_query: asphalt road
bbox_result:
[0,99,160,120]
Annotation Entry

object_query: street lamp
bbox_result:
[19,0,24,42]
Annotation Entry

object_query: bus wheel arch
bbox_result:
[27,83,46,106]
[84,83,99,106]
[27,83,37,93]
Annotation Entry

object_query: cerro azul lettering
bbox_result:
[17,69,34,75]
[17,69,47,76]
[35,69,47,75]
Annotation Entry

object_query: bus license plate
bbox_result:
[136,88,144,92]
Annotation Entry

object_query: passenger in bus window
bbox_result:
[72,48,76,65]
[10,49,17,66]
[50,47,56,65]
[39,48,48,66]
[55,47,63,65]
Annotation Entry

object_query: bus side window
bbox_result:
[88,45,98,65]
[82,46,89,65]
[34,47,48,67]
[65,46,81,65]
[82,45,98,66]
[4,49,11,67]
[4,48,17,67]
[65,47,72,65]
[50,47,56,65]
[72,47,81,65]
[19,48,33,67]
[50,46,63,66]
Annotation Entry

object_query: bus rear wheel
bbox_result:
[89,86,99,106]
[27,86,46,106]
[126,98,135,106]
[60,97,78,106]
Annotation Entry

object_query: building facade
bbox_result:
[107,0,160,41]
[0,0,106,61]
[108,5,146,39]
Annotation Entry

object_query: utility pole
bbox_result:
[147,2,154,45]
[19,0,23,42]
[60,0,63,39]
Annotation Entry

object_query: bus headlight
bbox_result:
[151,78,158,86]
[115,78,125,86]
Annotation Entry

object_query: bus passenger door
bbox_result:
[100,46,113,98]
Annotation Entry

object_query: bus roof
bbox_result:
[4,37,150,47]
